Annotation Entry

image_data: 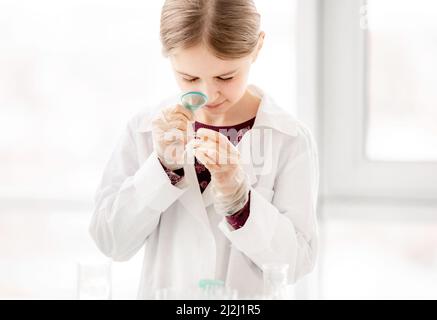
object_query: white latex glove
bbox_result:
[151,104,194,170]
[193,128,250,216]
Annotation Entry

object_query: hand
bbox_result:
[193,128,249,216]
[151,104,194,170]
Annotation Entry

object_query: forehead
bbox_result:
[169,44,249,76]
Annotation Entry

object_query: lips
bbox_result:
[205,101,225,109]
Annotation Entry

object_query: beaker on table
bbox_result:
[262,263,290,300]
[77,260,112,300]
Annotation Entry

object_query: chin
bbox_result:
[205,101,230,112]
[205,107,224,113]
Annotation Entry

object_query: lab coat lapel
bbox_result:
[178,149,211,230]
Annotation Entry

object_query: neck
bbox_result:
[195,89,260,126]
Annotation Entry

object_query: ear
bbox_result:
[252,31,265,63]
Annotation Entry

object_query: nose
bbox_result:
[199,82,220,103]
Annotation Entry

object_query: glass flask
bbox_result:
[262,263,290,300]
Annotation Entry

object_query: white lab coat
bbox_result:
[89,85,319,299]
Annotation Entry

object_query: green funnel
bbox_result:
[181,91,208,112]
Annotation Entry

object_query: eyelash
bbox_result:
[183,77,234,83]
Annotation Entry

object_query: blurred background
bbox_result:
[0,0,436,299]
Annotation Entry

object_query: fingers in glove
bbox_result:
[163,128,186,145]
[193,139,239,165]
[195,128,226,144]
[151,116,167,129]
[196,128,238,154]
[194,147,220,172]
[165,119,190,132]
[162,104,194,123]
[195,128,236,152]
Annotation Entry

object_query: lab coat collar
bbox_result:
[247,84,298,137]
[136,84,298,138]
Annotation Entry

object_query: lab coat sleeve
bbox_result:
[89,117,189,262]
[219,125,319,283]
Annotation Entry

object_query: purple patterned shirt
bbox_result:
[159,116,256,229]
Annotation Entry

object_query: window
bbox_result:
[365,0,437,162]
[320,0,437,200]
[319,0,437,300]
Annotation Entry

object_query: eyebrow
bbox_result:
[177,69,238,78]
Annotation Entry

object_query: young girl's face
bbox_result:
[169,42,261,117]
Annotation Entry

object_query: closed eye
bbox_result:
[217,77,234,81]
[182,76,234,83]
[183,78,199,83]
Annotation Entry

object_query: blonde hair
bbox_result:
[160,0,261,60]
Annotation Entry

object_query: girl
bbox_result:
[90,0,319,299]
